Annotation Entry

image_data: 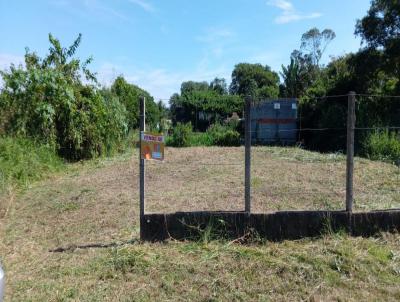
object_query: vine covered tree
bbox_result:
[0,34,130,160]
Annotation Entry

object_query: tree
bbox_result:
[209,77,228,95]
[229,63,280,98]
[300,28,336,67]
[0,34,128,160]
[169,79,243,130]
[280,51,314,98]
[180,81,209,96]
[355,0,400,79]
[110,76,160,130]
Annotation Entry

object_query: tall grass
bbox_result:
[364,130,400,163]
[0,137,65,191]
[166,122,241,147]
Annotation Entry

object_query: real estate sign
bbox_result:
[140,132,165,161]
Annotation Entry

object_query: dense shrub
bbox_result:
[207,123,241,146]
[167,122,241,147]
[188,132,214,146]
[167,122,193,147]
[109,77,161,130]
[0,136,64,190]
[363,130,400,163]
[0,34,129,160]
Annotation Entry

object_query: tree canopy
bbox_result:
[300,28,336,67]
[355,0,400,80]
[229,63,280,98]
[169,80,243,130]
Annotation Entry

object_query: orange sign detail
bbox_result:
[140,132,165,161]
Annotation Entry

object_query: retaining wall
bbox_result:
[141,210,400,241]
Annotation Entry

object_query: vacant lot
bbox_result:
[144,146,399,213]
[1,147,400,301]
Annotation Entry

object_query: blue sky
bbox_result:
[0,0,371,102]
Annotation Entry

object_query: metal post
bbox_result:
[139,96,146,239]
[244,96,251,214]
[346,92,356,212]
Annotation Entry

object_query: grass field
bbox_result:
[1,147,400,301]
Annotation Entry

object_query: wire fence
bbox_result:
[144,93,400,214]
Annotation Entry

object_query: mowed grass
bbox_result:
[1,146,400,301]
[0,137,65,219]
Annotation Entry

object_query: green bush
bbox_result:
[364,130,400,163]
[188,132,214,146]
[207,123,241,146]
[0,34,133,161]
[167,122,193,147]
[109,77,161,130]
[0,136,64,190]
[167,122,241,147]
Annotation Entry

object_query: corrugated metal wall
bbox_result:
[251,99,298,144]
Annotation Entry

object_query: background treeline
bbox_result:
[0,34,169,190]
[168,0,399,161]
[0,34,167,162]
[0,0,399,176]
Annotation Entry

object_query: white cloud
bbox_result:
[97,62,231,104]
[0,53,25,88]
[196,27,236,60]
[270,0,294,11]
[50,0,131,22]
[268,0,322,24]
[0,53,24,71]
[196,27,235,43]
[275,12,322,24]
[128,0,155,13]
[83,0,130,22]
[248,51,282,65]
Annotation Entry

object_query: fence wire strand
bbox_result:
[145,93,399,214]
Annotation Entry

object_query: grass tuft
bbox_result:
[0,136,64,192]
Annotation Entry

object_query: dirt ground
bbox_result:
[1,147,399,301]
[145,146,399,213]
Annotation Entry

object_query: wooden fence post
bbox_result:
[346,92,356,212]
[139,96,146,240]
[245,96,252,214]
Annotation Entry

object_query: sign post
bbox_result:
[139,96,165,240]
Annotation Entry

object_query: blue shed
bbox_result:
[251,99,298,144]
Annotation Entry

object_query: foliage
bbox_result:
[229,63,280,98]
[296,42,399,154]
[0,34,129,160]
[300,28,336,67]
[0,136,64,191]
[363,130,400,163]
[355,0,400,80]
[209,77,228,95]
[166,121,241,147]
[109,76,161,130]
[206,123,240,146]
[280,52,314,98]
[169,82,243,131]
[167,122,193,147]
[188,132,214,146]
